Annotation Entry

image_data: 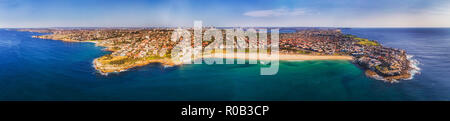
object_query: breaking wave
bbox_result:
[406,54,421,80]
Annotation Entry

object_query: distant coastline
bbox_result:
[32,35,98,44]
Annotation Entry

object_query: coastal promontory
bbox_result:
[20,28,414,82]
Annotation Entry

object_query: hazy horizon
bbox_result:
[4,26,450,29]
[1,0,450,28]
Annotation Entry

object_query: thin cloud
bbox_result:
[425,5,450,15]
[243,8,307,17]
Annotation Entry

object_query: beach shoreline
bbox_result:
[201,53,353,61]
[95,52,353,75]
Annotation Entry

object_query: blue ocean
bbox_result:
[0,28,449,101]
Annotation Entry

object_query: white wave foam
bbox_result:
[164,65,173,68]
[405,54,421,80]
[370,74,399,83]
[285,60,305,62]
[91,59,128,76]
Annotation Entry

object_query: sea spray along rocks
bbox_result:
[20,27,415,82]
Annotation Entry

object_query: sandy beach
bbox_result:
[201,53,353,61]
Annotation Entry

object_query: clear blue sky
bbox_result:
[1,0,449,28]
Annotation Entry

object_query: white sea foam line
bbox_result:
[285,60,305,62]
[406,54,421,80]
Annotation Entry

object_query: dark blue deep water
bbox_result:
[0,28,449,101]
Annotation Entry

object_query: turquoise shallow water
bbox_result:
[0,28,448,101]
